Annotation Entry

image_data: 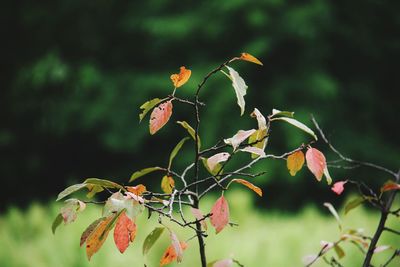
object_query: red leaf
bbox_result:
[331,181,347,195]
[381,180,400,192]
[306,147,326,181]
[113,211,137,253]
[210,196,229,234]
[149,101,173,135]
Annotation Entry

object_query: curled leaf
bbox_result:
[159,241,188,266]
[381,180,400,192]
[271,109,294,118]
[229,179,263,197]
[60,199,86,224]
[207,153,230,173]
[239,146,266,158]
[149,100,173,135]
[250,108,267,130]
[331,181,347,195]
[127,184,147,195]
[224,129,256,151]
[201,157,223,176]
[210,196,230,234]
[51,213,63,234]
[177,121,201,148]
[323,202,342,230]
[240,52,263,66]
[287,150,305,176]
[161,176,175,194]
[170,66,191,88]
[306,147,326,181]
[139,98,164,122]
[226,66,248,116]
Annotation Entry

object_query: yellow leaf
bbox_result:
[230,179,263,197]
[170,66,191,88]
[86,215,115,260]
[240,52,263,66]
[161,176,175,194]
[287,150,305,176]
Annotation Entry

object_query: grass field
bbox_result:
[1,190,399,267]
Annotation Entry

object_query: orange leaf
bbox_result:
[381,180,400,192]
[190,208,208,230]
[80,218,105,247]
[86,215,115,260]
[240,52,263,66]
[113,211,137,253]
[161,176,175,194]
[149,101,173,135]
[287,150,305,176]
[210,196,229,234]
[306,147,326,181]
[159,241,188,266]
[127,184,147,195]
[170,66,191,88]
[230,179,263,197]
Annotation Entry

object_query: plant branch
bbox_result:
[311,115,397,177]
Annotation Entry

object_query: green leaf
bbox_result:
[86,184,104,199]
[142,227,165,255]
[139,98,164,122]
[344,197,365,215]
[201,157,223,176]
[84,178,124,190]
[271,109,294,118]
[129,167,163,182]
[168,137,190,169]
[323,202,342,230]
[177,121,201,148]
[334,244,345,259]
[271,117,317,140]
[51,213,63,234]
[56,183,86,201]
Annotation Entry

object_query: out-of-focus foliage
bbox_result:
[0,191,399,266]
[1,0,399,208]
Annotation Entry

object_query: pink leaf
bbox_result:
[224,129,256,151]
[239,146,266,157]
[207,153,230,172]
[149,101,173,135]
[306,147,327,181]
[170,231,184,262]
[210,196,230,234]
[331,181,347,195]
[374,245,391,253]
[190,208,207,230]
[212,259,233,267]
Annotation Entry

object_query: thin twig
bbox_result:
[311,115,397,177]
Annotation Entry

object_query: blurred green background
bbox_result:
[1,0,399,266]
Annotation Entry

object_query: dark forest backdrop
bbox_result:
[1,0,399,210]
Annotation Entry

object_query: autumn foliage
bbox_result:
[53,53,400,267]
